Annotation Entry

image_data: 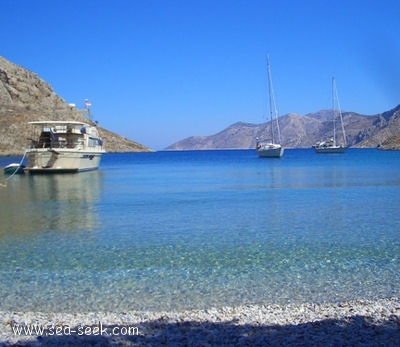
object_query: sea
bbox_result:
[0,149,399,313]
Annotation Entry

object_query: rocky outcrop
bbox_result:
[0,56,151,155]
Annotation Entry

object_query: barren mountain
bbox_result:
[167,106,400,150]
[3,55,398,154]
[0,56,151,155]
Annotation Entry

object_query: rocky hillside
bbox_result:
[0,56,151,155]
[167,105,400,150]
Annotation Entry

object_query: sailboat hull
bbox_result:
[314,145,346,154]
[257,144,284,158]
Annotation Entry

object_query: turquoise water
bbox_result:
[0,149,399,312]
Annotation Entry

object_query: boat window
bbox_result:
[55,125,67,132]
[88,137,100,147]
[38,132,51,148]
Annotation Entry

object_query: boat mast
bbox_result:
[266,55,281,144]
[332,77,337,147]
[84,99,92,121]
[332,78,347,147]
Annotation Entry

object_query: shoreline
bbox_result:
[1,297,399,346]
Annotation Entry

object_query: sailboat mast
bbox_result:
[332,77,337,147]
[267,56,274,143]
[333,78,347,146]
[266,55,281,144]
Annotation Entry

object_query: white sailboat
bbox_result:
[256,55,284,158]
[313,77,347,153]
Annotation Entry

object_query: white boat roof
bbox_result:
[29,121,92,126]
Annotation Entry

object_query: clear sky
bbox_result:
[1,0,399,149]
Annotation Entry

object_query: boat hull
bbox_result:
[257,144,284,158]
[314,146,346,154]
[25,149,104,174]
[3,163,25,175]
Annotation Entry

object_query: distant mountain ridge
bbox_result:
[2,55,399,154]
[0,56,151,155]
[167,106,400,150]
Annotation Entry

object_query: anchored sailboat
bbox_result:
[256,55,284,158]
[313,77,347,153]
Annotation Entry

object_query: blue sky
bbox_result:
[1,0,399,149]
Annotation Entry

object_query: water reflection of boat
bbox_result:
[0,171,102,235]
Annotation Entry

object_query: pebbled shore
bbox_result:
[0,298,399,346]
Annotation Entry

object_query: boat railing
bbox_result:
[29,133,84,150]
[29,127,102,151]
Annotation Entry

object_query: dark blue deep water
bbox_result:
[0,149,399,312]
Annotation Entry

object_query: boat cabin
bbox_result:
[29,121,103,151]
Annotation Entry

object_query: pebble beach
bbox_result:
[1,298,399,346]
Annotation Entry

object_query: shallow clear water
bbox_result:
[0,149,399,312]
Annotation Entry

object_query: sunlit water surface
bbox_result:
[0,149,399,312]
